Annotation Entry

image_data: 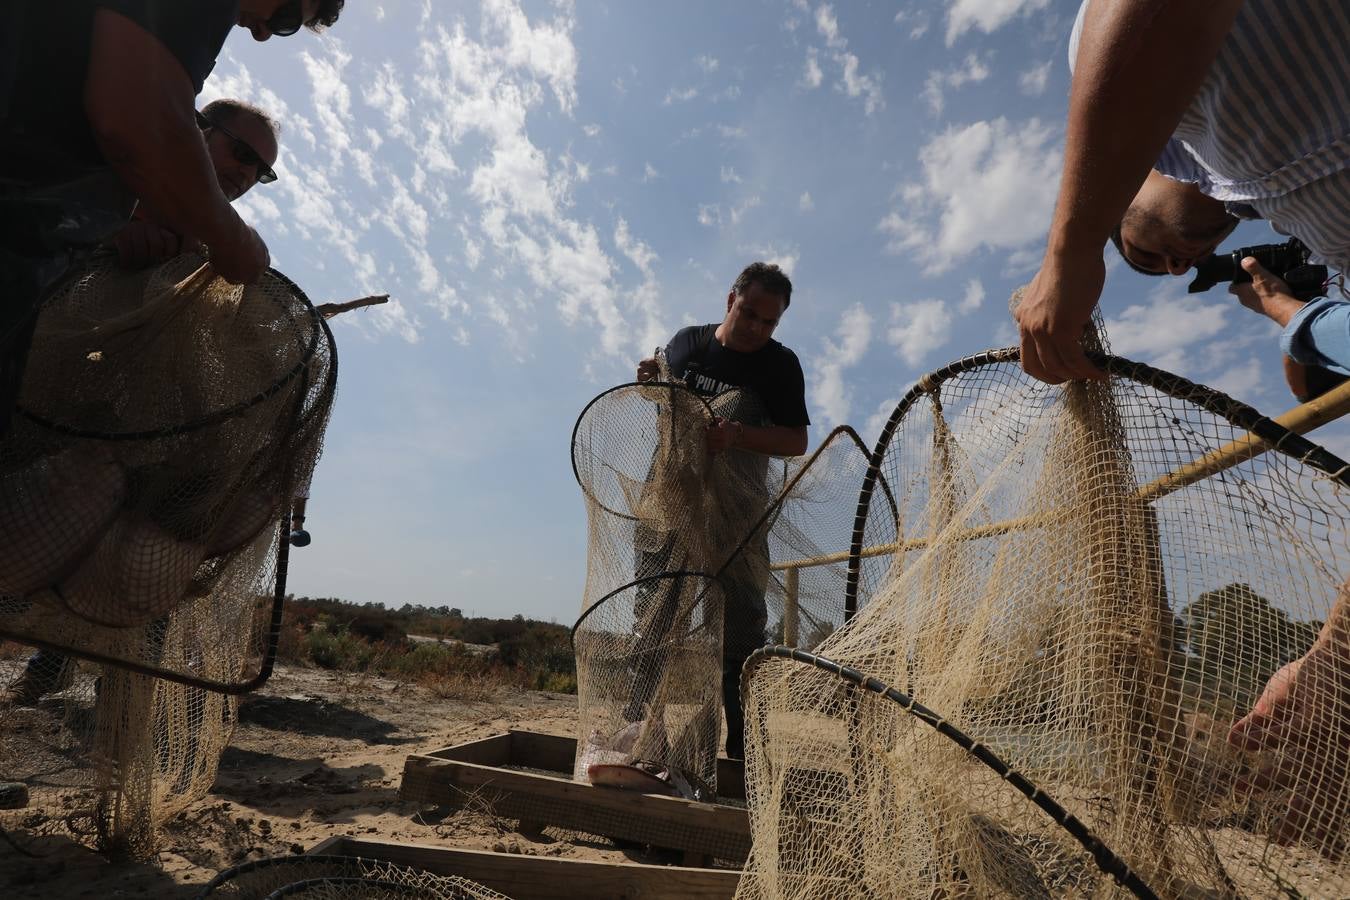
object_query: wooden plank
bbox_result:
[312,837,740,900]
[421,730,746,801]
[508,730,576,773]
[399,756,750,861]
[425,732,512,766]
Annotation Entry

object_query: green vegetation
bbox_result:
[276,596,577,695]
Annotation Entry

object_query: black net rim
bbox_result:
[740,644,1161,900]
[569,570,717,649]
[198,855,386,897]
[264,878,422,899]
[570,381,715,522]
[841,347,1350,617]
[17,264,330,441]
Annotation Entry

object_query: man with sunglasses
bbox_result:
[0,0,343,440]
[115,99,280,268]
[1012,0,1349,387]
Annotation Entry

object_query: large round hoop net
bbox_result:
[569,369,896,797]
[737,349,1350,899]
[0,252,336,856]
[199,855,511,899]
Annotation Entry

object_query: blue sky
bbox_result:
[200,0,1343,620]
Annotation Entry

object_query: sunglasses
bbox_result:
[196,111,277,185]
[265,0,306,37]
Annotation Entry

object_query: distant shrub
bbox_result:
[305,626,377,671]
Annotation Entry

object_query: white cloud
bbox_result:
[799,192,815,212]
[810,5,884,115]
[896,7,930,39]
[801,49,824,89]
[887,298,952,368]
[879,117,1062,274]
[698,196,763,228]
[695,54,719,73]
[739,243,798,276]
[1209,358,1264,401]
[664,86,699,104]
[1019,59,1053,96]
[1103,284,1232,373]
[946,0,1052,46]
[582,124,601,137]
[362,62,413,141]
[643,162,660,182]
[811,303,874,426]
[922,52,991,116]
[720,166,743,184]
[958,278,985,313]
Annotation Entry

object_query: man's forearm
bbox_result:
[739,425,808,457]
[86,9,243,250]
[1047,0,1241,258]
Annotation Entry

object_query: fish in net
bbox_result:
[569,358,897,798]
[736,337,1350,898]
[198,854,511,900]
[0,252,336,856]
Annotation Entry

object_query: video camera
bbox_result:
[1188,237,1328,302]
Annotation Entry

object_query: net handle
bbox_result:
[740,644,1162,900]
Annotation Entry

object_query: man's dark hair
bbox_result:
[1110,219,1165,278]
[201,98,280,139]
[732,261,794,308]
[307,0,345,31]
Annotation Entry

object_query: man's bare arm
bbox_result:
[1015,0,1242,384]
[84,10,267,283]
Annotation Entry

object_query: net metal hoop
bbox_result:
[264,878,423,899]
[0,266,337,696]
[570,380,716,522]
[568,422,899,652]
[569,570,715,649]
[843,347,1350,618]
[742,644,1162,900]
[16,265,331,441]
[198,855,507,900]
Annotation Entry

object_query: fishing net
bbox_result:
[569,361,895,796]
[199,855,511,899]
[736,340,1350,899]
[0,252,335,856]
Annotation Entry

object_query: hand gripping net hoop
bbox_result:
[570,369,896,798]
[736,347,1350,899]
[0,253,335,855]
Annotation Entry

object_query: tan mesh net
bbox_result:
[199,854,511,899]
[0,252,335,856]
[569,362,894,797]
[736,346,1350,899]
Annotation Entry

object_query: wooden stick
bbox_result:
[315,293,390,319]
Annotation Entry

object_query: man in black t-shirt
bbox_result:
[634,261,809,758]
[0,0,344,437]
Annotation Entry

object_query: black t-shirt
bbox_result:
[665,324,810,428]
[2,0,238,184]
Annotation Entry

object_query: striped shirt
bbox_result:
[1070,1,1350,271]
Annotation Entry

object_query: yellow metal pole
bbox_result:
[771,381,1350,574]
[1135,377,1350,502]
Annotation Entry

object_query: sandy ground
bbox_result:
[0,664,643,899]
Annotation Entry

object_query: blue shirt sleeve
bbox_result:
[1281,297,1350,377]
